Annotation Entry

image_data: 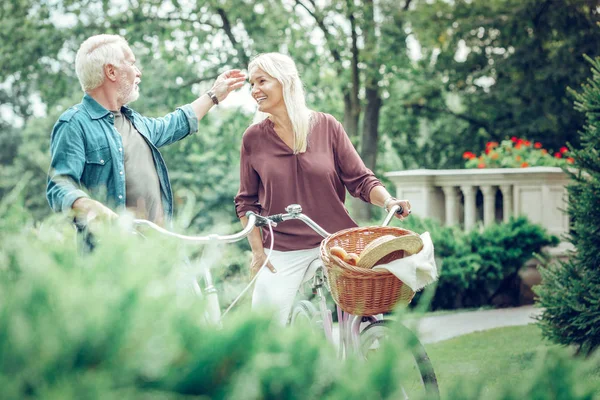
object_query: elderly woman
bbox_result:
[234,53,410,324]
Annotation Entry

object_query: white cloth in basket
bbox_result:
[372,232,438,291]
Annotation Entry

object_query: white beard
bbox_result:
[118,80,139,105]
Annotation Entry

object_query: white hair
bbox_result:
[75,34,129,92]
[249,53,313,154]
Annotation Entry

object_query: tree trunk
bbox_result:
[352,0,381,222]
[343,92,359,139]
[343,8,361,139]
[353,87,382,221]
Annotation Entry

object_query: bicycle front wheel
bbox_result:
[359,320,440,399]
[290,300,320,328]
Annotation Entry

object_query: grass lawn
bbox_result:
[423,324,600,398]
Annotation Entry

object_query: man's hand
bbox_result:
[72,197,118,225]
[250,250,277,278]
[210,69,247,103]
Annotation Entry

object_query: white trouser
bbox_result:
[252,247,321,325]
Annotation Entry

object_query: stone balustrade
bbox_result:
[385,167,570,238]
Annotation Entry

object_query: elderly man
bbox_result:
[46,34,245,226]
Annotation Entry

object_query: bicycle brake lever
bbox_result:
[246,212,276,228]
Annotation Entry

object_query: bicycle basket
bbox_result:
[320,226,421,316]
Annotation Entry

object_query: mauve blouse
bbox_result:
[235,112,382,251]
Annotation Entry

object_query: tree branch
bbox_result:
[216,7,249,66]
[141,14,217,29]
[294,0,343,69]
[181,73,220,87]
[348,2,359,109]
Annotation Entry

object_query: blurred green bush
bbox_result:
[0,208,597,399]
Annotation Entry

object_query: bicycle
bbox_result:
[133,204,439,399]
[275,205,439,400]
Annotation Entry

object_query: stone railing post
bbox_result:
[481,185,498,226]
[499,185,513,222]
[441,186,460,226]
[460,185,478,230]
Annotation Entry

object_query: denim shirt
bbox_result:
[46,94,199,219]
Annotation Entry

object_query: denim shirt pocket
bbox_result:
[83,146,113,190]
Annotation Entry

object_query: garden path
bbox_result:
[414,305,543,344]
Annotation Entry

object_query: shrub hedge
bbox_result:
[395,216,559,310]
[0,209,597,399]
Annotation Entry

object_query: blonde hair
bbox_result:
[75,34,129,92]
[249,53,313,154]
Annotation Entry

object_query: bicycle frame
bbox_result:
[132,204,401,333]
[133,213,262,325]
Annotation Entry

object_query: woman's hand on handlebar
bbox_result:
[251,250,277,277]
[387,198,412,219]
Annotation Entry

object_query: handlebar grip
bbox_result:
[269,214,284,223]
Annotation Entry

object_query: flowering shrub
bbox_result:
[463,137,574,169]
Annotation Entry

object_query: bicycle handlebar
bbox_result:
[132,204,403,243]
[132,213,259,244]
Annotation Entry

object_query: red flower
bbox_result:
[486,141,499,149]
[554,152,562,158]
[511,136,518,143]
[567,157,575,164]
[534,142,543,149]
[485,148,490,154]
[462,151,476,160]
[524,140,531,147]
[521,162,529,168]
[478,162,486,168]
[515,142,522,149]
[560,146,569,154]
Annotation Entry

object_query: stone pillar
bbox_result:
[499,185,513,223]
[460,185,478,230]
[441,186,460,226]
[481,185,498,227]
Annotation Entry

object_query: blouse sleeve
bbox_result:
[234,133,261,218]
[332,116,382,203]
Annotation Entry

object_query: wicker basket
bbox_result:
[320,226,421,316]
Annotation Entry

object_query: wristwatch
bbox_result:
[206,90,219,105]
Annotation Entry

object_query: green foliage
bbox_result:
[466,217,559,304]
[536,55,600,356]
[163,108,252,230]
[493,348,600,400]
[0,212,598,399]
[399,216,558,310]
[396,0,600,169]
[0,210,432,400]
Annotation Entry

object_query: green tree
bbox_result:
[535,55,600,356]
[396,0,600,168]
[3,0,600,223]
